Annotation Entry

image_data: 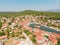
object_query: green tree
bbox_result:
[0,31,5,36]
[56,38,60,45]
[11,32,15,37]
[0,21,2,29]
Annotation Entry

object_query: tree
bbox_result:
[6,30,10,37]
[31,37,37,43]
[0,31,5,36]
[0,21,2,29]
[11,32,15,37]
[56,38,60,45]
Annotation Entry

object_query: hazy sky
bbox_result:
[0,0,60,11]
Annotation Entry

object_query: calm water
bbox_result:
[29,24,60,34]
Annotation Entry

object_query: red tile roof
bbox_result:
[23,19,29,26]
[48,35,58,44]
[27,27,32,31]
[36,35,43,40]
[52,33,60,38]
[19,19,30,26]
[0,35,7,39]
[34,28,38,30]
[23,26,32,31]
[2,23,7,27]
[34,27,45,33]
[35,43,39,45]
[14,19,17,23]
[34,28,40,32]
[19,22,23,26]
[34,32,39,36]
[22,27,26,30]
[12,30,17,33]
[34,32,43,40]
[39,29,45,33]
[15,41,20,44]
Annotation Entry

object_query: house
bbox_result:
[35,43,39,45]
[2,23,7,29]
[11,22,17,26]
[18,21,23,26]
[0,40,3,45]
[12,30,17,33]
[34,31,44,43]
[52,33,60,38]
[13,19,18,23]
[0,35,7,39]
[27,27,32,32]
[36,35,43,40]
[15,41,20,45]
[33,27,44,33]
[33,28,40,32]
[48,35,58,44]
[23,19,30,26]
[7,18,11,23]
[19,19,30,26]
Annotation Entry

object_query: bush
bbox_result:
[44,35,48,39]
[55,38,60,45]
[31,38,37,43]
[24,30,29,33]
[0,21,2,29]
[0,31,5,36]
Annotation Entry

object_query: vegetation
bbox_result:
[21,36,26,39]
[24,30,32,35]
[0,21,2,29]
[56,38,60,45]
[11,32,15,37]
[32,34,36,38]
[24,30,29,33]
[23,29,37,43]
[0,10,60,19]
[31,37,37,43]
[0,31,5,36]
[44,35,48,39]
[58,25,60,28]
[30,34,36,43]
[47,23,53,26]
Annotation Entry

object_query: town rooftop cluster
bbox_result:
[0,15,60,45]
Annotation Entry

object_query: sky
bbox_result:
[0,0,60,11]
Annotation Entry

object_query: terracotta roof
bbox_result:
[52,33,60,38]
[34,32,39,36]
[23,26,32,31]
[19,22,23,26]
[48,35,58,44]
[34,31,43,40]
[39,29,45,33]
[2,23,7,27]
[14,19,17,23]
[0,35,7,39]
[22,27,26,30]
[35,43,39,45]
[15,41,20,44]
[12,30,17,33]
[34,28,40,31]
[36,34,43,40]
[23,19,29,26]
[27,27,32,31]
[34,27,45,33]
[34,31,43,36]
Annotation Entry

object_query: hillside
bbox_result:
[46,9,60,12]
[0,10,60,19]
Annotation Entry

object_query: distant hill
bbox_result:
[0,10,60,20]
[46,9,60,12]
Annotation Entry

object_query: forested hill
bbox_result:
[0,10,60,19]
